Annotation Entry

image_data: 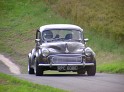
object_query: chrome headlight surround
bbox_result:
[85,48,92,56]
[42,48,49,57]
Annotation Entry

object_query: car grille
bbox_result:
[51,54,82,64]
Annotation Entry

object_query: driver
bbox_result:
[43,30,53,41]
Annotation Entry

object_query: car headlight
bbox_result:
[42,48,49,57]
[85,49,92,56]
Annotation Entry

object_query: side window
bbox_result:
[36,30,41,39]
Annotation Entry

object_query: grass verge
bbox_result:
[97,60,124,73]
[0,73,67,92]
[46,0,124,42]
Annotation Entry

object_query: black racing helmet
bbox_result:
[43,30,53,40]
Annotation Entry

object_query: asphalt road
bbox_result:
[16,73,124,92]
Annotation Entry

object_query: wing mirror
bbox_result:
[35,39,40,43]
[84,38,89,42]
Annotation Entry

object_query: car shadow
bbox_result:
[42,74,87,77]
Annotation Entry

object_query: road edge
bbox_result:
[0,54,21,74]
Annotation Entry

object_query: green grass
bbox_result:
[97,60,124,73]
[0,0,124,74]
[0,73,67,92]
[46,0,124,42]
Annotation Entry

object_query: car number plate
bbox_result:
[57,66,78,71]
[67,65,78,70]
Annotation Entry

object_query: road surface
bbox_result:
[16,73,124,92]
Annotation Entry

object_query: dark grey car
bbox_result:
[28,24,96,76]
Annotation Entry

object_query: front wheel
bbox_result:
[86,60,96,76]
[28,59,34,74]
[28,64,35,74]
[35,57,44,76]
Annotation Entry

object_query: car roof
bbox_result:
[39,24,83,32]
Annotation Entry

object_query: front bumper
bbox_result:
[38,62,94,66]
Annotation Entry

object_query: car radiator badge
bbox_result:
[65,43,69,53]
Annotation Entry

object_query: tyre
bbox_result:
[86,60,96,76]
[28,64,35,74]
[28,59,35,74]
[35,57,44,76]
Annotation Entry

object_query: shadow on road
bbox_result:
[40,74,88,77]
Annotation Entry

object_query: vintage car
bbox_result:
[28,24,96,76]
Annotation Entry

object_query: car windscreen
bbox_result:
[42,29,83,42]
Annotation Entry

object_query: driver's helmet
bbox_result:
[43,30,53,39]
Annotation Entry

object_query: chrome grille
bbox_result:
[51,55,82,64]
